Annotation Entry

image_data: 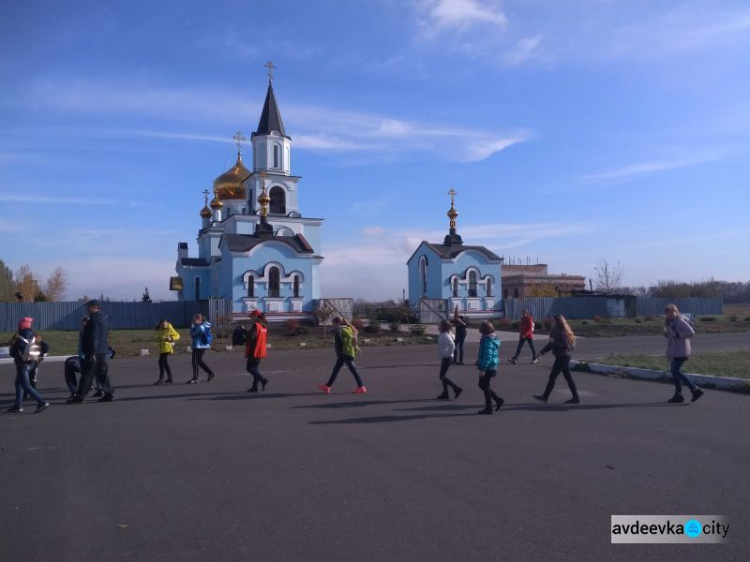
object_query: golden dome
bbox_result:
[447,206,458,220]
[213,152,251,200]
[210,188,224,210]
[200,204,212,218]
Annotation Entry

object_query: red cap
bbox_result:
[18,317,33,330]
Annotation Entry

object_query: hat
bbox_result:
[86,299,102,308]
[18,317,33,330]
[251,309,263,317]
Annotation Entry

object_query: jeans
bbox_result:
[158,353,173,381]
[326,355,363,388]
[670,358,696,394]
[513,337,537,360]
[14,362,46,407]
[77,354,114,397]
[438,357,460,394]
[478,369,501,408]
[541,356,579,400]
[246,357,267,388]
[191,349,214,379]
[453,333,466,363]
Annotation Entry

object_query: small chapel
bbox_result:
[171,66,323,317]
[406,190,502,318]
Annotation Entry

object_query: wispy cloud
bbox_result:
[0,194,121,205]
[418,0,508,33]
[362,226,386,237]
[502,35,544,67]
[580,155,720,181]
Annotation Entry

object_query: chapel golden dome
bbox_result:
[200,204,212,218]
[213,152,251,200]
[210,188,224,210]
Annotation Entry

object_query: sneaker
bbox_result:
[261,378,268,391]
[66,396,84,404]
[531,358,539,364]
[207,373,216,382]
[533,394,548,404]
[691,389,704,403]
[92,390,104,398]
[6,406,23,413]
[436,393,450,400]
[354,386,367,394]
[187,379,198,385]
[35,402,50,414]
[317,384,331,394]
[154,380,165,386]
[454,387,463,399]
[97,394,115,403]
[165,379,173,384]
[494,397,505,411]
[667,394,685,404]
[507,358,517,364]
[247,386,259,393]
[477,408,493,415]
[565,398,581,404]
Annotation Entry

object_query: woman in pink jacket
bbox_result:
[664,304,703,404]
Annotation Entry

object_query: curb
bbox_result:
[571,360,750,393]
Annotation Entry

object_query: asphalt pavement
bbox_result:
[1,335,748,562]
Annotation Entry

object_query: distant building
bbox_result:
[501,264,586,299]
[172,70,323,318]
[407,190,502,317]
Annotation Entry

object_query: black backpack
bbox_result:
[231,325,247,346]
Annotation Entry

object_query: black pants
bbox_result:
[77,354,114,397]
[513,337,537,360]
[453,333,466,363]
[439,357,460,394]
[478,369,501,408]
[326,356,363,388]
[246,357,267,388]
[158,353,173,381]
[541,356,579,400]
[191,349,213,380]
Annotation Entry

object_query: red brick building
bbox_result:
[501,264,586,299]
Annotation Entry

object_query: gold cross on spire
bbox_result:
[448,188,457,206]
[264,60,276,81]
[202,189,210,205]
[232,131,246,151]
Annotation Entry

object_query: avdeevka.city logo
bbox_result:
[611,515,730,544]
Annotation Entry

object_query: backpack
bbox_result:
[232,325,247,346]
[18,335,42,363]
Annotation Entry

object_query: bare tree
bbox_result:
[0,259,15,302]
[593,258,624,292]
[15,265,42,302]
[44,266,69,302]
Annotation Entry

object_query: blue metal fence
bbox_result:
[0,300,230,331]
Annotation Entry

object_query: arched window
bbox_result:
[269,186,286,214]
[273,145,279,168]
[293,275,300,298]
[195,277,201,301]
[269,267,280,298]
[452,278,459,298]
[247,275,254,298]
[469,271,478,297]
[486,278,493,297]
[419,256,428,295]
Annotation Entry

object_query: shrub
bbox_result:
[511,321,519,330]
[388,321,402,333]
[410,324,426,336]
[363,324,381,334]
[299,317,317,328]
[592,315,610,323]
[699,316,716,322]
[581,320,589,325]
[285,319,301,335]
[351,317,366,331]
[744,316,750,322]
[495,318,512,327]
[644,314,655,321]
[728,315,738,322]
[634,317,643,324]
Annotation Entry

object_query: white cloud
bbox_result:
[419,0,508,32]
[502,35,544,66]
[580,155,720,181]
[362,226,386,236]
[0,194,121,205]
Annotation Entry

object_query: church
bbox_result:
[407,190,502,318]
[171,68,323,318]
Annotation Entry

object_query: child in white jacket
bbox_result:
[437,320,463,400]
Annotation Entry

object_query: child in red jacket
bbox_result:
[508,309,537,364]
[245,310,269,393]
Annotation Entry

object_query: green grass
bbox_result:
[1,328,434,358]
[592,351,750,379]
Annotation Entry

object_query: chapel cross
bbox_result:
[232,131,246,151]
[202,189,210,205]
[448,188,457,207]
[264,60,276,81]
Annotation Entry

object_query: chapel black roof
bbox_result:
[424,242,502,262]
[222,232,314,254]
[254,82,287,138]
[180,257,210,267]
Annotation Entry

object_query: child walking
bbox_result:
[663,304,703,404]
[318,317,366,394]
[533,314,580,404]
[154,319,180,385]
[436,319,462,400]
[245,310,269,392]
[508,309,537,364]
[188,314,215,384]
[476,321,503,415]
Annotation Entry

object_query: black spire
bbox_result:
[255,81,287,137]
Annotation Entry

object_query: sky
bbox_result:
[1,0,749,302]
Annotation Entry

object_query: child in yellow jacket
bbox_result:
[155,319,180,385]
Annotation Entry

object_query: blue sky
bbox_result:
[1,0,749,301]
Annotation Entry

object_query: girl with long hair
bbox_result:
[533,315,580,404]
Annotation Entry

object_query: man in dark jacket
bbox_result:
[68,300,115,403]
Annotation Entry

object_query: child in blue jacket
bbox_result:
[476,321,503,415]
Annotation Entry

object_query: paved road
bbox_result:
[1,337,748,562]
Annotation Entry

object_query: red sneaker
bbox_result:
[317,384,331,394]
[354,386,367,394]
